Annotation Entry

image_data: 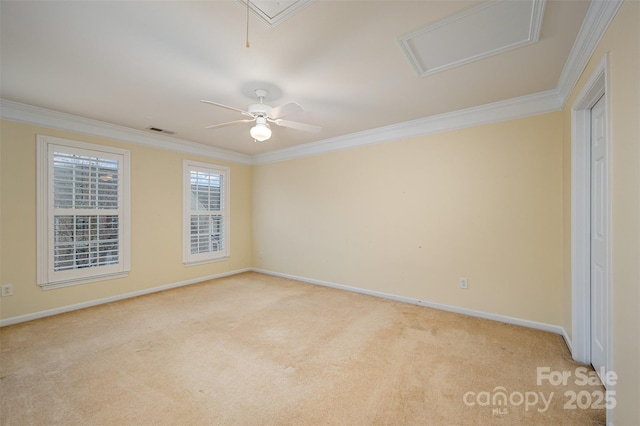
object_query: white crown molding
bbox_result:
[555,0,623,106]
[252,89,563,165]
[252,0,619,165]
[0,99,252,165]
[1,1,619,167]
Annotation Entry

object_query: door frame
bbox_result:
[570,53,612,376]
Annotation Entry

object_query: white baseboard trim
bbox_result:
[561,327,573,354]
[2,267,573,354]
[252,268,569,338]
[0,268,251,327]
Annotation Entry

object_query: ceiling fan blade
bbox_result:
[269,101,304,119]
[273,119,321,132]
[201,100,253,117]
[205,118,255,129]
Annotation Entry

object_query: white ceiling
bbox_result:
[1,0,591,156]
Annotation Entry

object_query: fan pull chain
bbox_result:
[246,0,250,48]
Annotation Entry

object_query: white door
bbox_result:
[590,94,608,381]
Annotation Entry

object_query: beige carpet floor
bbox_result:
[1,272,605,425]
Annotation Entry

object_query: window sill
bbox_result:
[183,256,229,267]
[39,272,129,290]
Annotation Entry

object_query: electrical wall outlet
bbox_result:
[459,278,469,289]
[1,284,13,297]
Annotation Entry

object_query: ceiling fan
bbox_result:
[201,89,321,142]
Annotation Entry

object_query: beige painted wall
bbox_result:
[0,120,252,319]
[562,1,639,423]
[253,112,564,325]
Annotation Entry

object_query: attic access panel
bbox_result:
[399,0,546,77]
[238,0,315,28]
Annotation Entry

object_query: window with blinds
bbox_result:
[37,136,131,289]
[183,161,229,264]
[53,151,120,271]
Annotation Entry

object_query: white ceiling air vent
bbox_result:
[399,0,546,77]
[146,126,175,135]
[237,0,315,28]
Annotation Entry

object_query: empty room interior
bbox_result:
[0,0,638,424]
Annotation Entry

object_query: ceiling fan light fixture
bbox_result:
[202,88,321,139]
[250,117,271,141]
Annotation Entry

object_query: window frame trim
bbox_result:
[36,135,131,289]
[182,159,230,265]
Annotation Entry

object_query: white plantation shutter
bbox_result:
[37,136,130,288]
[52,150,120,271]
[183,161,229,264]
